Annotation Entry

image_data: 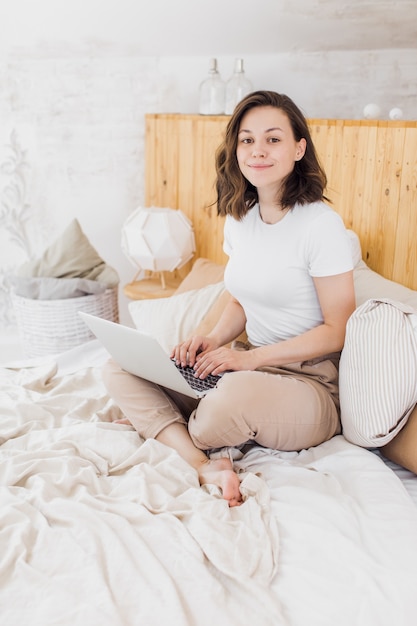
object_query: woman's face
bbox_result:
[236,105,306,194]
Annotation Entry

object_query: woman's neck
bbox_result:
[258,200,289,225]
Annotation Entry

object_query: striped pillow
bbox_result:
[339,298,417,447]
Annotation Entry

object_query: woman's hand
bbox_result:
[171,335,219,368]
[193,346,258,378]
[170,295,249,374]
[171,337,258,377]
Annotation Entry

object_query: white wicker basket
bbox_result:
[11,287,119,357]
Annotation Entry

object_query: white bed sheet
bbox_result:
[1,341,417,626]
[372,450,417,507]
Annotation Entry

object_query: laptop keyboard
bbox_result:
[173,361,221,393]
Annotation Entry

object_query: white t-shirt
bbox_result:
[223,202,354,347]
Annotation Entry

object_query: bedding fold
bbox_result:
[1,353,417,626]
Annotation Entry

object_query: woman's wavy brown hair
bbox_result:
[215,90,328,219]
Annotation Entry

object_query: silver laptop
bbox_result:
[79,312,221,399]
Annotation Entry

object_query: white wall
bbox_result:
[0,1,416,347]
[160,51,416,119]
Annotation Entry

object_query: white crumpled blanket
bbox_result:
[1,342,417,626]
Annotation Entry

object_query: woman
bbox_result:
[103,91,355,507]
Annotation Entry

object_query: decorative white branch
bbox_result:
[0,130,33,256]
[0,130,33,327]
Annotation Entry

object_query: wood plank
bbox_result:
[351,121,378,269]
[392,126,417,289]
[192,116,227,264]
[373,124,405,279]
[310,119,344,209]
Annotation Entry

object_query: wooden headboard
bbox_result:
[145,114,417,290]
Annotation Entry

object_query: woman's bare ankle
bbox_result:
[154,423,242,506]
[197,457,243,507]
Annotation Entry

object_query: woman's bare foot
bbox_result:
[197,457,243,507]
[114,417,131,425]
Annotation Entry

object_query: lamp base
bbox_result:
[123,273,182,300]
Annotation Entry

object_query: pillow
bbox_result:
[174,258,225,294]
[16,219,119,287]
[339,298,417,447]
[354,260,417,310]
[128,281,225,353]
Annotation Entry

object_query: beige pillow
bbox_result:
[17,219,119,287]
[354,260,417,311]
[128,281,225,352]
[175,257,225,294]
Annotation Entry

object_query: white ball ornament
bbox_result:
[389,107,403,120]
[363,103,381,119]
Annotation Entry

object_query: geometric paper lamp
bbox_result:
[121,206,195,289]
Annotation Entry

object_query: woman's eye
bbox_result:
[268,137,279,143]
[241,138,253,144]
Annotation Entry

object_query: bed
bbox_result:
[2,116,417,626]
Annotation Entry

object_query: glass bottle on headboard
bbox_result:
[198,58,225,115]
[225,58,253,115]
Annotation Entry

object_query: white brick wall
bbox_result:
[0,45,416,345]
[0,52,161,331]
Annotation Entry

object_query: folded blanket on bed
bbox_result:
[10,276,110,299]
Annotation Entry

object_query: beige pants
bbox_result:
[102,347,341,452]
